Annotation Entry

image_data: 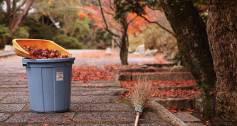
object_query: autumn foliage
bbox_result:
[72,66,115,83]
[78,1,163,36]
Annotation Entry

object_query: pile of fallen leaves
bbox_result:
[120,80,196,89]
[23,46,68,59]
[120,80,200,99]
[168,107,194,113]
[72,66,115,83]
[104,64,122,73]
[152,80,196,87]
[151,89,201,98]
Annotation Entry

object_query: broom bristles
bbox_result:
[130,75,152,112]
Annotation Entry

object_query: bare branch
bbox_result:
[10,0,34,33]
[140,15,176,37]
[113,38,121,48]
[103,9,114,16]
[98,0,120,38]
[109,0,114,10]
[5,0,11,14]
[16,0,27,11]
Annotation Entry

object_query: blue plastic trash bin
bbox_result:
[22,58,75,112]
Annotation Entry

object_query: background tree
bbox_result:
[159,0,216,120]
[32,0,95,49]
[119,0,215,120]
[97,0,135,65]
[94,0,174,65]
[207,0,237,124]
[4,0,34,34]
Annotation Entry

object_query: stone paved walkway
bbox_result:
[0,56,171,125]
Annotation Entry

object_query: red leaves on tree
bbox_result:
[78,2,164,36]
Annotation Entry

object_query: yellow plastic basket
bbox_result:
[12,39,71,59]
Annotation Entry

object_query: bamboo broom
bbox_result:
[130,76,152,126]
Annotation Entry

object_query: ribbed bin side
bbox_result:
[24,58,74,112]
[27,67,44,112]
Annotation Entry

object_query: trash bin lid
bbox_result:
[22,57,75,65]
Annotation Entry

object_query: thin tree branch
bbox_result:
[5,0,11,14]
[10,0,34,33]
[98,0,120,38]
[140,15,176,37]
[113,38,121,48]
[109,0,114,10]
[12,0,17,11]
[16,0,27,11]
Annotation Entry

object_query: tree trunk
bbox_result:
[120,35,128,65]
[119,15,129,65]
[207,0,237,124]
[160,0,216,119]
[9,0,34,34]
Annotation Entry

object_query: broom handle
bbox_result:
[134,112,140,126]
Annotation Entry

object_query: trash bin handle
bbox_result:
[22,58,30,67]
[22,61,28,66]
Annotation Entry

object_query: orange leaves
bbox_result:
[152,80,197,87]
[151,89,201,98]
[121,80,197,88]
[78,2,163,36]
[72,66,114,83]
[78,12,88,20]
[120,80,201,99]
[168,107,178,113]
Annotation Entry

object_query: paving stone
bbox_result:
[0,92,28,96]
[60,122,170,126]
[0,96,28,103]
[154,98,194,110]
[0,88,28,92]
[140,112,163,121]
[0,95,7,100]
[0,104,25,112]
[72,87,125,92]
[0,81,27,85]
[73,112,135,123]
[71,90,125,96]
[174,112,201,122]
[0,113,11,122]
[71,103,132,112]
[71,96,118,104]
[22,103,132,113]
[72,81,120,88]
[6,112,75,123]
[186,122,205,126]
[0,84,27,88]
[20,103,30,112]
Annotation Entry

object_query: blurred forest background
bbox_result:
[0,0,207,61]
[0,0,182,60]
